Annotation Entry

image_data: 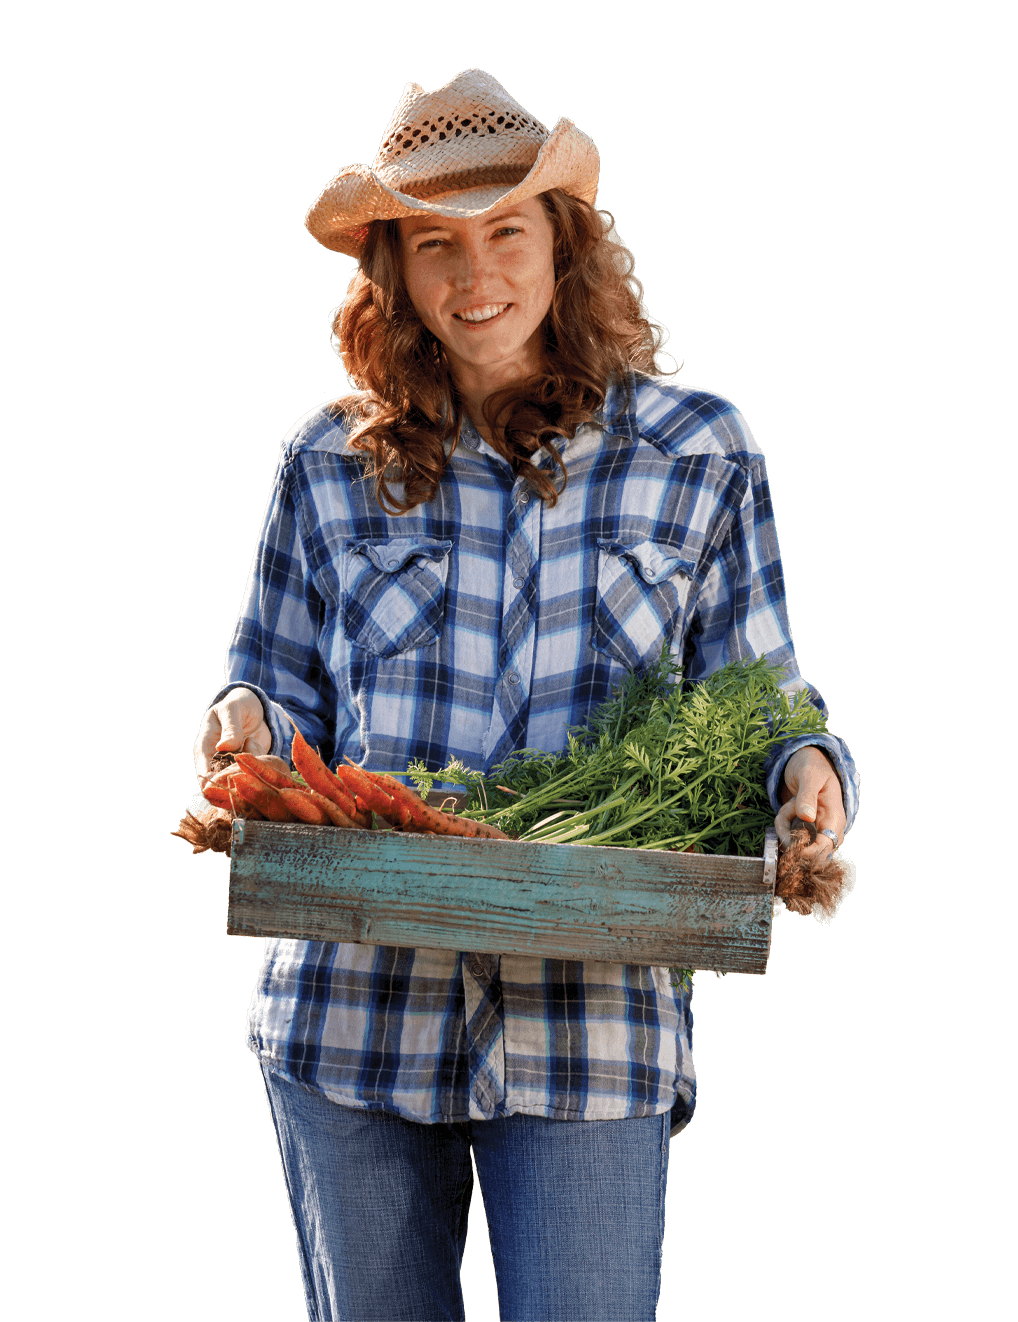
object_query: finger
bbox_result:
[792,788,818,824]
[813,781,847,843]
[774,800,800,848]
[792,763,839,827]
[214,698,257,750]
[194,712,224,782]
[241,725,272,757]
[214,724,245,756]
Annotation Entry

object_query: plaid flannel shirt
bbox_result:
[217,373,859,1132]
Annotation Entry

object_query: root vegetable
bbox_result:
[333,761,401,820]
[235,752,297,791]
[277,786,334,825]
[202,781,263,816]
[366,769,509,840]
[289,724,360,818]
[230,771,297,823]
[172,804,234,855]
[300,788,359,829]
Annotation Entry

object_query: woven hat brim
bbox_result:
[305,118,599,257]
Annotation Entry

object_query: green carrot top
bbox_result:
[406,650,827,857]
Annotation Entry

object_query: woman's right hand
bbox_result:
[194,687,272,782]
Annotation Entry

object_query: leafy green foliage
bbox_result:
[408,649,828,987]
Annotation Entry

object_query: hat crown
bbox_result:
[374,69,548,176]
[305,69,599,256]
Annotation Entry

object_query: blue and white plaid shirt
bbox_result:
[217,373,859,1133]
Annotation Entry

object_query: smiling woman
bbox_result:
[399,201,556,387]
[192,67,859,1322]
[336,185,663,512]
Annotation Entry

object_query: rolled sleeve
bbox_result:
[212,456,340,764]
[684,449,860,833]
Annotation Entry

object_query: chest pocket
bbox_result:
[592,539,696,671]
[343,536,453,658]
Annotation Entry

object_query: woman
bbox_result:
[195,70,859,1322]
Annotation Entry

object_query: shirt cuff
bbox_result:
[765,733,860,834]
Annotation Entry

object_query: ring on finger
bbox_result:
[819,828,839,851]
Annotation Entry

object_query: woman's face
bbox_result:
[397,196,556,392]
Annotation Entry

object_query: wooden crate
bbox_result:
[227,821,779,975]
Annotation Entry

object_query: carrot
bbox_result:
[303,788,360,829]
[235,752,296,791]
[367,770,509,840]
[333,762,403,821]
[350,803,374,829]
[230,771,297,822]
[302,788,360,828]
[458,818,511,840]
[288,723,360,818]
[277,786,333,825]
[202,781,264,818]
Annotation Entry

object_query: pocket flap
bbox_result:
[597,539,695,585]
[348,537,454,573]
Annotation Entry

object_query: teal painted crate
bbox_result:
[227,822,779,974]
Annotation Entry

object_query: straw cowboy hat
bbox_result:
[305,69,599,258]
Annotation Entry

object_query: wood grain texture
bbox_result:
[227,822,779,973]
[227,823,779,973]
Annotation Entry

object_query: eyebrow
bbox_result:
[404,210,529,238]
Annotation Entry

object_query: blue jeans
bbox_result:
[261,1064,670,1321]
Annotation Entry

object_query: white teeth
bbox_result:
[454,303,509,323]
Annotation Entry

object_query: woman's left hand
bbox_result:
[774,746,847,857]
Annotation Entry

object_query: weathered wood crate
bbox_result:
[228,822,779,974]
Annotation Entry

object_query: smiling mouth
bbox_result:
[453,303,511,323]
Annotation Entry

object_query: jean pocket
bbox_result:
[592,539,695,670]
[343,536,453,658]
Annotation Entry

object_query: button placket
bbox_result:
[501,507,537,659]
[483,484,541,764]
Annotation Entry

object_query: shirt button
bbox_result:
[470,963,486,978]
[519,492,530,504]
[507,672,520,685]
[513,577,524,589]
[386,559,398,568]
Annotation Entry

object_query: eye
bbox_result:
[417,228,518,251]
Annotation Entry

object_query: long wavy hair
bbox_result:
[332,189,667,514]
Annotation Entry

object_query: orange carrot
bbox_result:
[288,724,360,818]
[202,781,264,819]
[308,789,362,828]
[367,771,509,840]
[235,752,296,791]
[350,804,373,829]
[458,818,511,840]
[334,762,403,821]
[231,771,297,822]
[276,787,333,825]
[303,788,360,829]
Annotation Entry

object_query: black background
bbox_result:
[160,59,872,1311]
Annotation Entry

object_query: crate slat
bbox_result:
[228,822,779,974]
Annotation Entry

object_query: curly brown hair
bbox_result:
[332,189,667,514]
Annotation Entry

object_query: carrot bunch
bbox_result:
[177,726,509,854]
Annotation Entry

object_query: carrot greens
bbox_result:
[406,651,829,987]
[409,651,827,858]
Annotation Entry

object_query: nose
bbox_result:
[451,237,486,292]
